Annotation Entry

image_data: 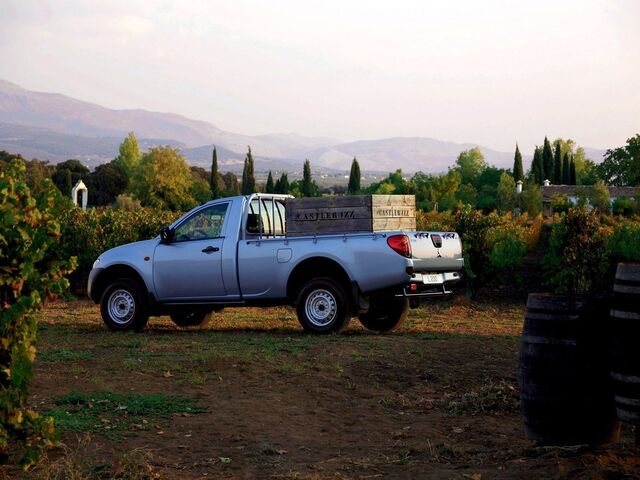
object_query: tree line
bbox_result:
[0,132,637,213]
[361,133,640,215]
[0,133,360,211]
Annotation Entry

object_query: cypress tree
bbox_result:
[241,146,256,195]
[531,147,543,185]
[542,137,554,183]
[265,171,275,193]
[553,142,562,184]
[570,157,577,185]
[347,157,361,194]
[275,172,289,194]
[562,152,570,184]
[64,169,73,196]
[513,144,524,182]
[210,146,220,199]
[301,159,314,197]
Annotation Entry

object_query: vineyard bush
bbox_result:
[0,160,76,467]
[611,197,639,217]
[485,222,528,283]
[59,207,181,285]
[415,210,455,232]
[542,207,610,295]
[55,199,640,298]
[604,215,640,264]
[418,207,539,293]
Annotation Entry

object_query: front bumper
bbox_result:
[87,267,104,303]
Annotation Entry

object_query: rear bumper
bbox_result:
[398,271,462,298]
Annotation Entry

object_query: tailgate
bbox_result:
[408,232,463,273]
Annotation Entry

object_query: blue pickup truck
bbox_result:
[88,194,463,334]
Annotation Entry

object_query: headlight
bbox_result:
[92,258,101,268]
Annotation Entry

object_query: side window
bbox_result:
[246,198,287,237]
[247,199,272,237]
[274,200,286,236]
[174,203,228,242]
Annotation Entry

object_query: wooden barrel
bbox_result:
[610,263,640,425]
[518,293,620,445]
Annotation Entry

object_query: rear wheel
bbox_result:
[296,277,351,334]
[170,311,210,327]
[359,295,409,333]
[100,278,149,332]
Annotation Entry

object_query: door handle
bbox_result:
[202,246,220,253]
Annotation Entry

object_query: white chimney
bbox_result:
[516,180,523,194]
[543,179,551,187]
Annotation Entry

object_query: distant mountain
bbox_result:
[0,79,340,160]
[0,122,183,168]
[1,78,606,173]
[0,122,337,173]
[583,147,607,162]
[0,79,223,146]
[306,137,517,173]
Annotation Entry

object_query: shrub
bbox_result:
[0,160,76,467]
[485,223,528,283]
[59,207,181,285]
[523,214,545,251]
[114,194,141,211]
[550,194,572,214]
[612,196,639,217]
[415,210,455,232]
[589,180,611,213]
[453,207,512,292]
[542,207,610,295]
[521,181,542,217]
[605,217,640,263]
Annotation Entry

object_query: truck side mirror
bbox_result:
[160,226,175,244]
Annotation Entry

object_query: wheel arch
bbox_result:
[286,257,354,303]
[91,264,148,304]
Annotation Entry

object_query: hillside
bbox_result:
[0,79,606,172]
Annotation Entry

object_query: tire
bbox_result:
[100,278,149,332]
[359,295,409,333]
[170,311,210,327]
[296,277,351,334]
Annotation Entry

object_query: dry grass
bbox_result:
[38,296,524,338]
[28,436,157,480]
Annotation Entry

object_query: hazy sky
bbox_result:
[1,0,638,152]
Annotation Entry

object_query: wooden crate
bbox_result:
[285,195,416,236]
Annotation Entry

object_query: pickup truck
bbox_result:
[88,194,463,334]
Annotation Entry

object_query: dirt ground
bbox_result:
[4,298,640,479]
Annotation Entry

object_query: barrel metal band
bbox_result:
[611,371,640,383]
[609,309,640,320]
[614,395,640,407]
[526,307,583,316]
[614,278,640,287]
[520,335,577,346]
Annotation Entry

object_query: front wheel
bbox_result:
[359,295,409,333]
[100,278,149,332]
[296,277,351,334]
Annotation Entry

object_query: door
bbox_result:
[153,203,229,300]
[237,197,290,299]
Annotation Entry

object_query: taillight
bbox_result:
[387,234,411,258]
